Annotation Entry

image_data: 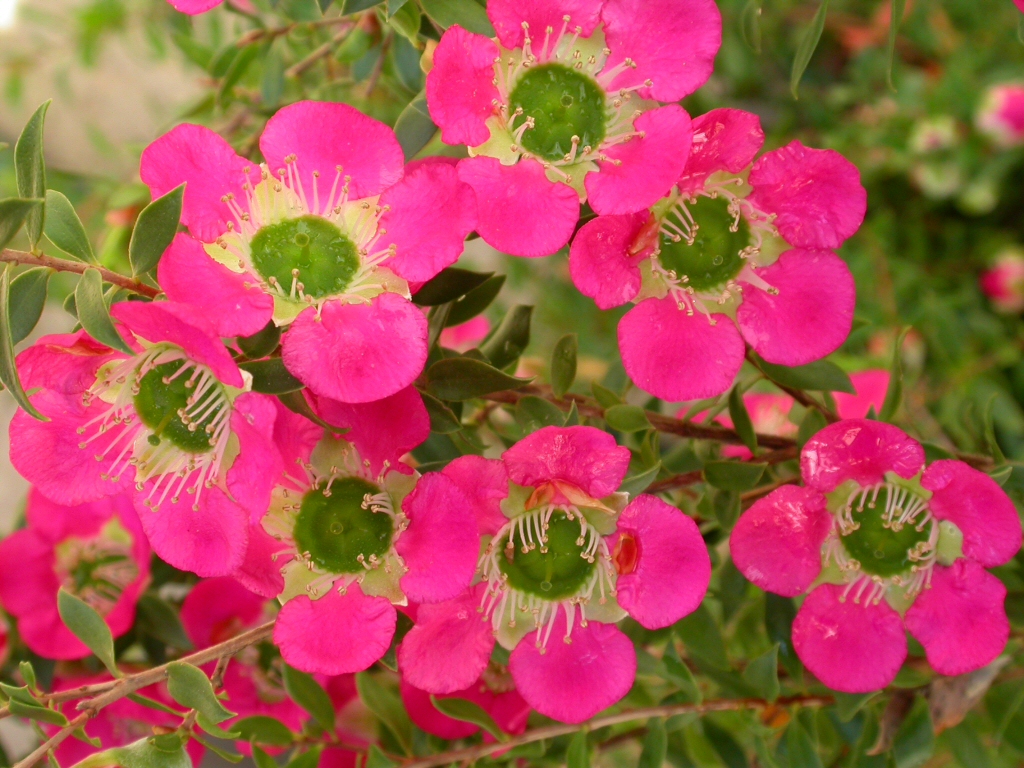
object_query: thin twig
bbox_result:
[286,25,356,78]
[237,16,355,46]
[0,249,160,298]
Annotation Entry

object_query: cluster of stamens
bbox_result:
[56,534,138,615]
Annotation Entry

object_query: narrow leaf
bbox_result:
[366,746,398,768]
[430,696,507,741]
[135,593,193,650]
[755,355,854,393]
[57,588,119,676]
[742,644,780,702]
[515,394,566,433]
[426,357,531,401]
[394,92,437,161]
[604,404,652,432]
[75,269,134,355]
[238,321,282,359]
[418,0,495,35]
[276,390,349,435]
[704,461,766,491]
[234,716,296,747]
[566,731,590,768]
[790,0,829,99]
[879,326,910,421]
[797,408,828,447]
[166,662,235,724]
[7,699,68,726]
[414,268,494,307]
[8,266,51,344]
[675,603,728,670]
[14,101,50,249]
[638,719,667,768]
[129,185,184,276]
[239,358,304,394]
[446,274,505,326]
[252,745,278,768]
[619,461,662,496]
[0,197,43,251]
[420,390,462,433]
[550,333,578,398]
[480,304,532,369]
[727,387,758,453]
[44,190,95,263]
[355,672,414,755]
[283,665,336,732]
[740,0,763,53]
[885,0,907,90]
[785,719,823,768]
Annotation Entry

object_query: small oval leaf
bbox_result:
[8,266,51,344]
[426,357,532,401]
[57,587,119,676]
[14,101,50,249]
[790,0,829,99]
[166,661,235,724]
[550,333,578,399]
[0,197,44,251]
[0,264,47,420]
[44,189,96,263]
[129,185,184,276]
[239,358,304,394]
[75,268,134,355]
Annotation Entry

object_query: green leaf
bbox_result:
[192,734,243,763]
[129,185,183,276]
[8,266,51,344]
[550,333,578,398]
[233,716,296,747]
[7,699,68,726]
[426,357,531,401]
[893,697,934,768]
[239,358,304,394]
[19,661,36,691]
[638,719,667,768]
[283,665,336,732]
[135,593,193,650]
[663,642,702,703]
[166,662,235,723]
[420,390,462,433]
[57,588,119,676]
[251,745,277,768]
[789,0,829,99]
[427,302,453,350]
[712,488,741,531]
[704,461,766,491]
[387,0,410,15]
[388,1,421,43]
[44,190,95,263]
[0,197,44,250]
[365,745,397,768]
[740,0,762,53]
[756,355,854,393]
[197,713,242,739]
[765,594,801,677]
[619,461,662,495]
[885,0,907,90]
[75,269,134,355]
[219,43,261,99]
[675,603,728,670]
[515,395,566,433]
[592,381,622,408]
[833,691,877,722]
[393,92,437,161]
[126,692,185,716]
[72,737,192,768]
[355,672,414,755]
[880,327,910,421]
[703,720,748,768]
[431,696,507,741]
[566,731,590,768]
[784,719,823,768]
[563,399,580,426]
[797,408,828,448]
[276,390,349,435]
[446,274,505,326]
[480,304,532,369]
[742,644,780,702]
[982,395,1007,465]
[342,0,383,11]
[238,321,282,359]
[414,267,495,306]
[1,682,40,705]
[604,404,652,432]
[728,387,758,454]
[14,101,50,249]
[418,0,495,35]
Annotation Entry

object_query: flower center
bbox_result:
[133,360,226,454]
[249,215,360,300]
[656,196,750,293]
[498,510,597,600]
[836,484,933,579]
[293,477,395,574]
[55,519,138,615]
[508,63,607,162]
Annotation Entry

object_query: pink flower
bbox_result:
[140,101,476,403]
[977,83,1024,147]
[0,489,150,660]
[401,670,530,739]
[439,315,491,352]
[980,249,1024,313]
[426,0,721,256]
[570,108,865,401]
[1017,0,1024,12]
[730,419,1022,692]
[257,395,480,676]
[8,303,281,578]
[397,427,710,723]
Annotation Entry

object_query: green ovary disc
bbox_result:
[250,215,360,299]
[839,487,931,578]
[134,360,224,454]
[657,195,751,293]
[498,511,596,600]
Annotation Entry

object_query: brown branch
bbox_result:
[0,249,160,299]
[400,694,834,768]
[236,16,356,46]
[745,351,840,424]
[286,25,356,78]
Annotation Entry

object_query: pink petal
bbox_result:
[227,393,282,520]
[601,0,722,102]
[110,302,243,388]
[426,26,500,147]
[136,485,249,577]
[314,387,429,477]
[488,0,603,49]
[439,315,491,352]
[904,560,1009,677]
[234,523,287,599]
[401,680,479,739]
[792,583,907,693]
[502,425,631,498]
[275,587,396,675]
[457,156,579,257]
[377,158,477,283]
[273,397,322,472]
[259,101,404,202]
[398,473,480,603]
[618,298,745,400]
[157,234,273,338]
[15,331,122,394]
[614,494,711,628]
[165,0,223,14]
[921,460,1022,568]
[181,577,265,648]
[140,123,249,242]
[26,487,119,542]
[736,249,855,366]
[747,141,867,250]
[729,486,831,597]
[801,419,925,493]
[835,370,890,419]
[1017,0,1024,12]
[509,613,636,723]
[0,530,73,621]
[586,105,692,215]
[441,455,510,535]
[402,678,531,739]
[568,212,646,309]
[281,293,428,404]
[397,584,494,694]
[678,108,764,194]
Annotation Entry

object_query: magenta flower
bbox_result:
[255,392,479,676]
[439,315,491,352]
[426,0,721,256]
[396,426,711,723]
[140,101,476,403]
[980,248,1024,313]
[401,671,530,739]
[8,302,281,578]
[730,419,1022,693]
[977,83,1024,147]
[569,108,866,400]
[0,489,150,660]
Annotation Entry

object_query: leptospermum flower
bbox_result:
[258,390,480,676]
[730,419,1022,692]
[397,426,711,723]
[0,489,150,659]
[980,248,1024,313]
[426,0,721,257]
[569,108,866,401]
[140,100,476,403]
[977,83,1024,147]
[8,302,281,577]
[401,669,531,740]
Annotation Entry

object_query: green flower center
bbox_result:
[839,486,932,578]
[657,196,750,293]
[508,63,607,162]
[134,360,225,454]
[55,520,138,614]
[498,511,596,600]
[250,215,360,299]
[293,477,394,574]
